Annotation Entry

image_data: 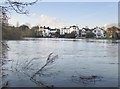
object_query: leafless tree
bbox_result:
[0,0,39,88]
[0,0,39,14]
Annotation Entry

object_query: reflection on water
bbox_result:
[3,38,119,87]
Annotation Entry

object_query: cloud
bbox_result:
[8,17,18,26]
[38,14,69,28]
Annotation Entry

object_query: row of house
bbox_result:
[35,26,59,37]
[80,26,105,38]
[60,26,105,38]
[35,25,106,38]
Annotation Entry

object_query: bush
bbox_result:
[112,32,120,39]
[86,31,95,38]
[65,31,76,38]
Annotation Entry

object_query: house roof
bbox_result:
[82,27,90,31]
[49,28,57,31]
[93,27,105,31]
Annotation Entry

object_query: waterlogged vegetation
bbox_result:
[1,38,118,88]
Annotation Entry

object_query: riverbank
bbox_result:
[4,37,120,44]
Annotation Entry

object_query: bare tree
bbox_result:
[0,0,39,88]
[0,0,38,14]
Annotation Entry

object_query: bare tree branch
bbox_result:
[0,0,39,14]
[31,53,58,79]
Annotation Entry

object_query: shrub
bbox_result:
[65,31,76,38]
[86,31,95,38]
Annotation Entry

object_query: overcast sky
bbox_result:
[1,1,118,28]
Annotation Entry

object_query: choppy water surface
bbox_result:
[3,38,118,87]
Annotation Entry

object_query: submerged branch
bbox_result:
[31,52,58,79]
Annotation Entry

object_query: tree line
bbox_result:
[2,23,120,40]
[2,23,38,40]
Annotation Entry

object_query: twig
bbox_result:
[6,0,38,14]
[23,58,36,69]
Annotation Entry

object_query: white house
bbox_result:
[80,27,90,38]
[38,26,50,37]
[60,27,70,35]
[38,26,60,37]
[69,25,80,35]
[60,28,65,35]
[81,29,86,37]
[92,27,105,38]
[60,25,80,36]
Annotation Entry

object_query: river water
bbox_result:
[3,38,119,87]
